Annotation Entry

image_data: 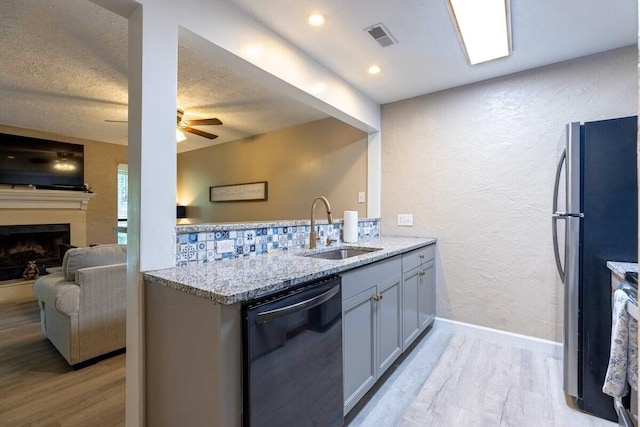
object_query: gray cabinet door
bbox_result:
[402,267,421,350]
[343,286,377,414]
[418,259,436,331]
[377,275,402,375]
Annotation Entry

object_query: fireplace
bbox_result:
[0,224,70,281]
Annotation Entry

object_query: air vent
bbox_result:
[366,23,397,47]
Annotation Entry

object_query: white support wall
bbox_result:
[92,0,382,425]
[126,3,178,425]
[367,132,382,218]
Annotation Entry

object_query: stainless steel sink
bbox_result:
[304,247,382,260]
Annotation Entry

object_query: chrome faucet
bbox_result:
[309,196,332,249]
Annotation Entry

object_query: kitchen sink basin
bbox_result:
[304,247,382,260]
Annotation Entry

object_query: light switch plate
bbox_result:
[397,214,413,226]
[358,192,366,203]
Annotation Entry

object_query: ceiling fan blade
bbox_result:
[181,126,218,139]
[182,118,223,126]
[105,119,128,123]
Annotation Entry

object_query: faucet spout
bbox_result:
[309,196,332,249]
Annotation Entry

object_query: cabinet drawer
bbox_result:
[341,255,401,301]
[402,244,435,273]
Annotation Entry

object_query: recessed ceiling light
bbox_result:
[308,13,325,27]
[447,0,511,65]
[368,65,382,75]
[310,82,328,95]
[243,43,264,59]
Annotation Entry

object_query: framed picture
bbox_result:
[209,181,268,202]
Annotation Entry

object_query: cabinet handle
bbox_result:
[419,255,425,259]
[372,294,384,302]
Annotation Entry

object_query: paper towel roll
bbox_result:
[343,211,358,243]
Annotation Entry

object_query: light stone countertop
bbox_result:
[606,261,638,278]
[144,235,436,304]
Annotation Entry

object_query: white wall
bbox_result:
[381,46,638,341]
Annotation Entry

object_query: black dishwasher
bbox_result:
[242,275,343,427]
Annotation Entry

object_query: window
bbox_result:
[117,164,128,244]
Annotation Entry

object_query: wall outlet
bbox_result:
[397,214,413,226]
[358,192,366,203]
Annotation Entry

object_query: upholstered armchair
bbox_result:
[32,244,127,365]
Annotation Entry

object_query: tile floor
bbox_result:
[346,327,618,427]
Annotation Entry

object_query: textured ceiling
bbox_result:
[176,47,328,152]
[229,0,638,104]
[0,0,637,152]
[0,0,129,144]
[0,0,327,153]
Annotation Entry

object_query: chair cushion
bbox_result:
[62,244,126,281]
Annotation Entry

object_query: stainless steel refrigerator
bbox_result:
[552,116,638,421]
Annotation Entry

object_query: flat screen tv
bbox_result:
[0,133,85,190]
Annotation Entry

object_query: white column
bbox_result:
[367,131,382,218]
[127,4,178,426]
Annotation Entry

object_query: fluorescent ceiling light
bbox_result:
[447,0,511,65]
[176,129,187,143]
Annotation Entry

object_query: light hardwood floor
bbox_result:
[346,328,618,427]
[0,300,125,426]
[0,300,619,426]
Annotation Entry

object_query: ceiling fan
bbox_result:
[105,109,223,140]
[176,109,222,140]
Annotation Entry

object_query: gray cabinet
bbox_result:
[377,277,402,374]
[402,245,436,350]
[342,243,436,415]
[342,256,402,415]
[343,287,377,413]
[419,259,435,330]
[401,266,421,349]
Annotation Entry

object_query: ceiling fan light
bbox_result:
[447,0,511,65]
[176,129,187,143]
[53,162,76,171]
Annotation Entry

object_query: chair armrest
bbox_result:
[75,263,127,321]
[33,274,79,315]
[74,263,127,360]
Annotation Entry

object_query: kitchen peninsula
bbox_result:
[143,231,436,427]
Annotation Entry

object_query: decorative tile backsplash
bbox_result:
[175,219,380,266]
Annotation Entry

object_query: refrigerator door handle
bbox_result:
[563,122,582,399]
[552,149,567,283]
[553,212,584,218]
[552,216,565,283]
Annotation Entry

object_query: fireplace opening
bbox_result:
[0,224,70,282]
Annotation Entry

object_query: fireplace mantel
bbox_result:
[0,188,94,210]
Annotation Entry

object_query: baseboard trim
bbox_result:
[434,317,562,358]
